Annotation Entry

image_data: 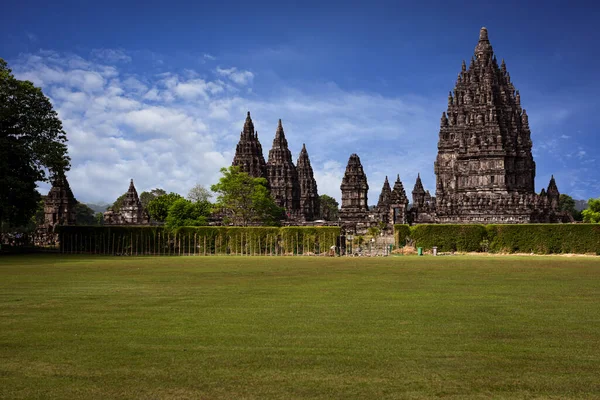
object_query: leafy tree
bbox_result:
[210,166,283,226]
[0,58,70,230]
[319,194,339,221]
[75,203,98,225]
[559,194,582,221]
[108,192,127,212]
[147,192,183,223]
[140,188,166,209]
[94,212,104,225]
[165,198,211,228]
[187,184,212,203]
[582,198,600,223]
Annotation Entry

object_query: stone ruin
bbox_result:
[35,174,78,244]
[103,179,150,225]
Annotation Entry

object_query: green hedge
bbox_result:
[393,225,411,247]
[393,224,600,254]
[487,224,600,254]
[55,226,340,256]
[408,224,487,252]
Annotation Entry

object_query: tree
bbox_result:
[140,188,166,209]
[211,166,283,226]
[108,192,127,212]
[187,184,211,203]
[582,198,600,223]
[165,198,211,228]
[319,194,339,221]
[559,194,582,221]
[94,212,104,225]
[0,58,70,230]
[75,203,98,225]
[146,192,183,223]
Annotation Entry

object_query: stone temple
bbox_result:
[231,112,320,222]
[339,27,570,233]
[104,179,150,225]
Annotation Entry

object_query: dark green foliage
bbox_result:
[0,58,69,229]
[395,224,600,254]
[165,198,210,228]
[139,188,166,209]
[75,203,98,226]
[409,224,487,252]
[211,166,284,226]
[487,224,600,254]
[54,226,340,256]
[559,194,582,221]
[108,192,127,212]
[146,192,183,222]
[393,224,411,246]
[319,194,339,221]
[582,198,600,223]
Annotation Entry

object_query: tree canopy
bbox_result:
[165,198,211,228]
[210,166,283,226]
[319,194,339,221]
[582,198,600,223]
[187,184,211,203]
[0,58,70,229]
[140,188,166,209]
[146,192,183,223]
[559,194,583,221]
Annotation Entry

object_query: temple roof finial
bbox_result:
[479,27,488,41]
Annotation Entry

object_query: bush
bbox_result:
[393,225,411,246]
[409,224,486,252]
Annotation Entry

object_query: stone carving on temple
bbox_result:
[339,154,370,232]
[43,174,77,229]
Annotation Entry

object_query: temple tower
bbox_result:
[266,119,301,217]
[339,154,369,231]
[43,174,77,228]
[376,176,392,210]
[232,112,267,179]
[104,179,150,225]
[412,174,426,207]
[390,175,409,224]
[296,143,319,221]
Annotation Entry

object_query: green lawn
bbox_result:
[1,255,600,399]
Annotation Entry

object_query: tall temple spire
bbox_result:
[340,154,369,214]
[266,119,300,216]
[296,143,319,221]
[377,176,392,209]
[43,173,77,228]
[474,27,493,60]
[232,111,267,179]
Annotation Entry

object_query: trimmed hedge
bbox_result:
[393,225,411,247]
[393,224,600,254]
[487,224,600,254]
[409,224,487,252]
[55,226,340,256]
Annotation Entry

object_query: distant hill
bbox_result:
[574,200,588,212]
[84,203,110,214]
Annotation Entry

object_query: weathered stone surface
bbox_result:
[296,143,319,221]
[43,174,77,228]
[432,27,567,223]
[339,154,370,231]
[266,119,301,218]
[389,175,409,224]
[232,112,267,179]
[104,179,149,225]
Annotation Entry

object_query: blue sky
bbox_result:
[1,0,599,204]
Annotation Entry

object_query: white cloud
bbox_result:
[216,67,254,85]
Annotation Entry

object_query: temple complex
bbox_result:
[266,120,301,218]
[41,27,572,233]
[231,113,320,222]
[104,179,150,225]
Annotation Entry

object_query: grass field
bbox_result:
[1,255,600,399]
